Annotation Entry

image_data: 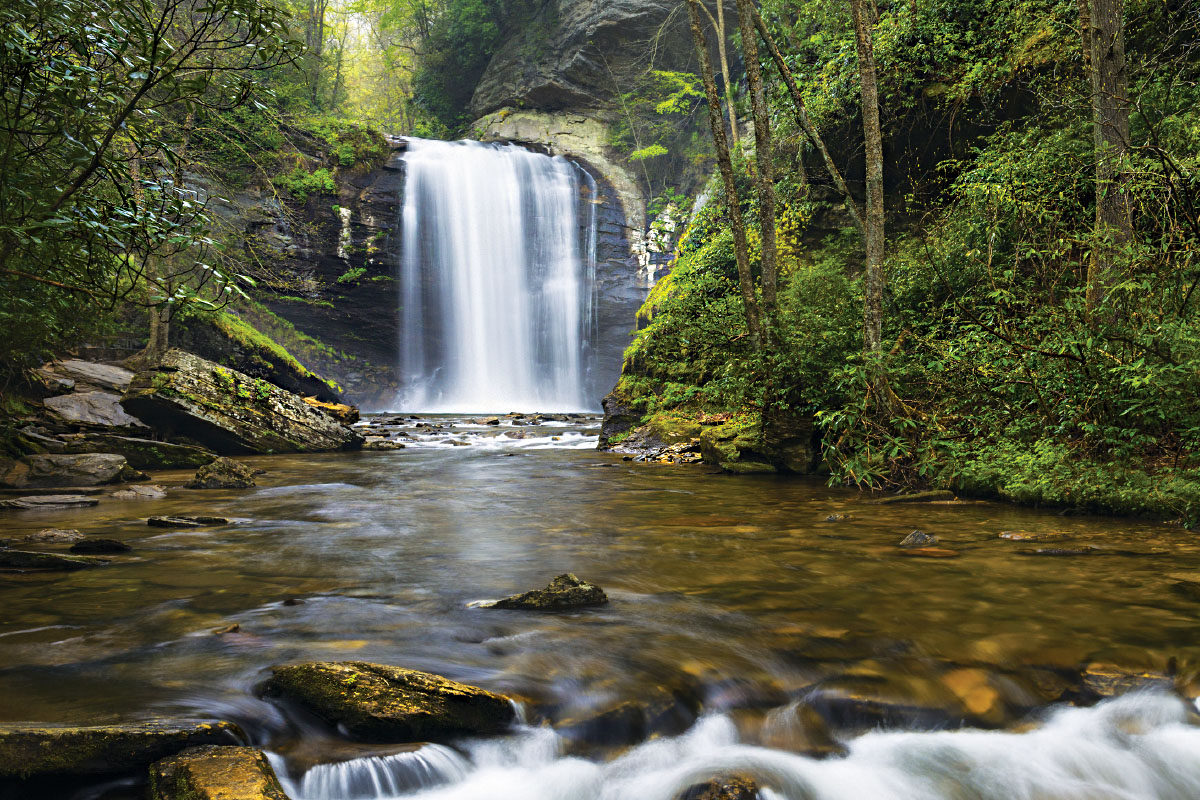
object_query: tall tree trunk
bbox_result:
[702,0,741,149]
[848,0,886,355]
[1085,0,1132,311]
[734,0,778,323]
[751,6,864,235]
[686,0,762,348]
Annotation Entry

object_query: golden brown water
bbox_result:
[1,415,1198,753]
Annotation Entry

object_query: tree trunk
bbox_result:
[700,1,741,148]
[1085,0,1132,311]
[751,6,864,235]
[686,0,762,348]
[735,0,778,323]
[848,0,886,355]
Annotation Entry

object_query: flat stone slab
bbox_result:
[148,515,229,528]
[149,745,287,800]
[0,720,244,778]
[38,359,134,393]
[263,661,516,743]
[44,391,146,429]
[0,550,108,571]
[1,454,141,489]
[0,495,100,510]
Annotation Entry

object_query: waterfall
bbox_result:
[397,138,599,412]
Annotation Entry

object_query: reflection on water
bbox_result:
[2,414,1200,797]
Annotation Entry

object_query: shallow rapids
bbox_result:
[272,694,1200,800]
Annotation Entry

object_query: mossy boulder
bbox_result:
[185,457,256,490]
[699,419,777,474]
[482,573,608,610]
[149,745,288,800]
[121,349,362,455]
[0,720,244,779]
[262,661,516,743]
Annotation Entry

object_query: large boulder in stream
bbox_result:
[0,720,244,779]
[263,661,516,743]
[149,745,288,800]
[480,573,608,611]
[0,453,144,489]
[185,457,256,490]
[121,349,362,455]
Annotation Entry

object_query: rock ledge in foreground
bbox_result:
[0,720,244,779]
[482,573,608,610]
[263,661,515,743]
[149,745,287,800]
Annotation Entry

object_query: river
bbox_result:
[3,415,1200,799]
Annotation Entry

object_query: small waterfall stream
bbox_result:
[397,139,598,412]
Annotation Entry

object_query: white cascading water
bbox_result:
[277,693,1200,800]
[397,139,598,412]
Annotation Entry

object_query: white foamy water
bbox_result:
[278,693,1200,800]
[397,139,598,413]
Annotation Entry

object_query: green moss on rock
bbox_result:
[149,745,288,800]
[483,574,608,611]
[262,662,515,743]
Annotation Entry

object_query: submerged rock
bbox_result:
[899,530,939,547]
[185,457,256,490]
[70,538,132,554]
[263,661,516,743]
[121,349,362,455]
[675,775,761,800]
[111,484,168,500]
[870,490,956,504]
[898,547,961,558]
[0,494,99,510]
[0,720,243,779]
[0,453,144,489]
[147,515,229,528]
[555,685,700,750]
[998,530,1072,542]
[0,550,107,571]
[149,745,288,800]
[21,528,85,543]
[481,573,608,610]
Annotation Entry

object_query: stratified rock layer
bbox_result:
[122,349,362,455]
[263,661,515,743]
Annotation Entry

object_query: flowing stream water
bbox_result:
[4,417,1200,799]
[396,140,598,412]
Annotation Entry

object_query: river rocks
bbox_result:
[0,454,144,489]
[1017,546,1102,556]
[149,745,288,800]
[70,538,132,554]
[185,457,256,489]
[148,515,229,528]
[556,685,699,750]
[899,530,939,547]
[303,397,360,425]
[363,438,406,450]
[111,484,168,500]
[998,530,1072,542]
[44,391,147,429]
[675,775,761,800]
[1170,580,1200,601]
[1081,662,1174,698]
[263,661,516,743]
[121,349,363,455]
[0,550,107,570]
[481,573,608,610]
[0,494,99,510]
[0,720,243,779]
[20,528,85,543]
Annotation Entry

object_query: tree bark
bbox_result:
[1085,0,1132,311]
[700,0,741,149]
[686,0,763,348]
[735,0,778,323]
[751,6,864,236]
[848,0,886,355]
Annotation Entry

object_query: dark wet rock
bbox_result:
[70,538,132,554]
[110,484,168,500]
[1171,581,1200,601]
[21,529,85,543]
[303,398,360,425]
[824,514,852,522]
[675,775,761,800]
[1017,546,1102,556]
[898,547,961,558]
[803,680,964,732]
[58,433,214,469]
[699,421,778,474]
[0,494,99,510]
[121,349,362,455]
[211,623,241,635]
[149,745,287,800]
[482,573,608,610]
[869,489,956,504]
[185,457,256,490]
[281,597,305,606]
[147,515,229,528]
[363,438,406,450]
[0,454,144,489]
[0,720,243,779]
[555,685,700,750]
[0,550,107,571]
[899,530,939,547]
[598,390,641,448]
[1081,662,1174,698]
[44,391,147,429]
[263,661,516,743]
[760,703,847,758]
